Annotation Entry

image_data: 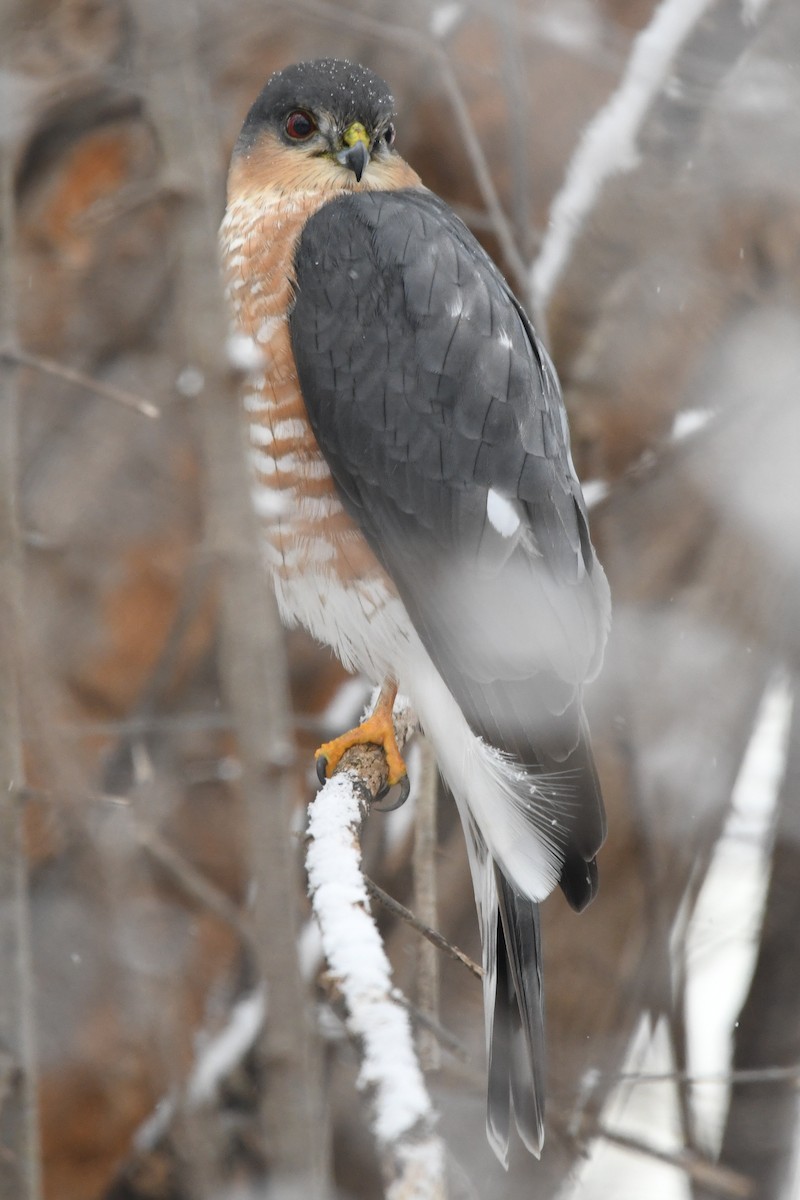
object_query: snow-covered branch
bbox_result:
[305,698,446,1199]
[531,0,716,314]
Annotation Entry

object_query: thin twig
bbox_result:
[436,60,529,292]
[613,1064,800,1086]
[364,877,483,982]
[135,822,251,944]
[0,347,160,418]
[596,1125,755,1199]
[390,991,472,1064]
[19,782,250,940]
[290,0,529,292]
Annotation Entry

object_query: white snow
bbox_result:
[250,485,291,520]
[175,366,205,397]
[685,672,793,1146]
[226,332,265,372]
[132,987,266,1151]
[189,988,266,1104]
[728,671,793,842]
[582,478,610,509]
[531,0,715,311]
[430,2,463,40]
[532,1,604,55]
[306,773,435,1144]
[670,408,713,442]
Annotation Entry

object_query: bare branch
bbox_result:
[20,782,251,951]
[530,0,717,317]
[614,1064,800,1087]
[291,0,528,292]
[0,348,160,418]
[135,821,251,943]
[390,991,473,1064]
[596,1125,755,1200]
[364,877,483,982]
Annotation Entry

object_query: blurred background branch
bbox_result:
[0,21,43,1199]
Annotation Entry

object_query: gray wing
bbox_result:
[289,188,610,906]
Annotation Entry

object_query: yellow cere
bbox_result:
[342,122,369,148]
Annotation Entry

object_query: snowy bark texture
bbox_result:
[531,0,716,312]
[306,701,446,1200]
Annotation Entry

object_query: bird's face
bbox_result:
[230,58,420,198]
[275,104,398,184]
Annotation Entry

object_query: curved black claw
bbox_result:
[315,755,329,786]
[373,774,411,812]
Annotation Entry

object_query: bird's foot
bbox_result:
[315,682,409,807]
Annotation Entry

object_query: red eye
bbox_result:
[285,110,316,140]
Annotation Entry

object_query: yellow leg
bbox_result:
[315,679,408,789]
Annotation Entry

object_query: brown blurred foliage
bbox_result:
[2,0,800,1197]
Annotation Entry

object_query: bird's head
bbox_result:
[231,58,419,195]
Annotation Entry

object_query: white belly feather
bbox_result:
[269,557,563,904]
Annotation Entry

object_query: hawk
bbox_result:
[221,58,610,1163]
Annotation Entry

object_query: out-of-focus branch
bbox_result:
[306,699,447,1200]
[133,2,327,1193]
[21,782,250,939]
[135,819,251,943]
[699,679,800,1200]
[530,0,717,319]
[0,53,43,1200]
[291,0,529,293]
[0,347,160,418]
[596,1126,755,1200]
[134,987,266,1152]
[412,737,442,1070]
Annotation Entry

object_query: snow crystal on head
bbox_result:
[238,58,395,148]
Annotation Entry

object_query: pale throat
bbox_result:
[226,135,422,206]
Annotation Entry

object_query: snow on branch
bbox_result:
[531,0,716,313]
[133,987,267,1153]
[305,697,446,1200]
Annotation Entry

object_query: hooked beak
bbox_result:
[337,139,370,182]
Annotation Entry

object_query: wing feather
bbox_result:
[290,188,610,908]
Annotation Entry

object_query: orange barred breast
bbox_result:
[220,184,388,589]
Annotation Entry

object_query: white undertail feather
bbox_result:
[273,565,564,901]
[271,571,563,907]
[399,642,565,902]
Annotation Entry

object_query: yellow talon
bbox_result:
[315,680,407,787]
